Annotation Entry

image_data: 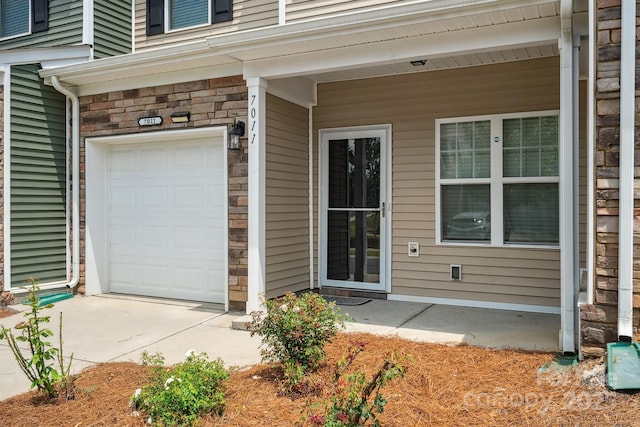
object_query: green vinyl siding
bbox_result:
[94,0,132,59]
[10,64,67,286]
[0,0,82,49]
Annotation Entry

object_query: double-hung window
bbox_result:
[146,0,232,35]
[436,111,559,247]
[1,0,48,39]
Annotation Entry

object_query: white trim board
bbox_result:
[388,293,561,315]
[2,66,10,291]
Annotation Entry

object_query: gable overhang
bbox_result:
[0,45,91,67]
[38,0,581,96]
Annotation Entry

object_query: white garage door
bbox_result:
[109,136,226,303]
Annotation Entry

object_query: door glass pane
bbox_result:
[1,0,29,38]
[504,183,559,244]
[441,184,490,241]
[328,138,380,209]
[170,0,208,30]
[327,210,380,283]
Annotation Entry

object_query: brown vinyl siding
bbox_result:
[313,56,582,308]
[265,94,310,298]
[134,0,279,51]
[286,0,407,22]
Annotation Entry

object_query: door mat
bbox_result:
[323,296,372,306]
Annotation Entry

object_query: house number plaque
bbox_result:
[138,116,163,126]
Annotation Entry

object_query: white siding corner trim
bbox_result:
[2,67,10,292]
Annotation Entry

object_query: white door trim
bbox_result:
[318,124,392,292]
[85,127,229,310]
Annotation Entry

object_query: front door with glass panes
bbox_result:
[319,126,389,291]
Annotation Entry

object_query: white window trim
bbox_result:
[165,0,211,33]
[0,0,31,41]
[435,109,560,250]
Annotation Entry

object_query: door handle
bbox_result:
[381,202,385,218]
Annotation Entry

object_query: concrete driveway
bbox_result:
[0,294,261,400]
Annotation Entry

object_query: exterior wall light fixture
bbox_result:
[228,119,245,150]
[170,112,190,123]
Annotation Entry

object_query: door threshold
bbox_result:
[319,287,387,300]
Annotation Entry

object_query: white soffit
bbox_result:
[308,44,560,83]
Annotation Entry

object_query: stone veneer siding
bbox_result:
[580,0,640,356]
[79,76,249,310]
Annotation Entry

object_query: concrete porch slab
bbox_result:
[400,305,559,351]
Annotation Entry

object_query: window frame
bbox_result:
[0,0,48,41]
[147,0,232,36]
[165,0,210,33]
[435,110,560,249]
[0,0,31,41]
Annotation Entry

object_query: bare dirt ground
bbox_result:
[0,323,639,426]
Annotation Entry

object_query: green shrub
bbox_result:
[250,292,347,372]
[249,292,348,395]
[0,278,74,399]
[131,350,229,426]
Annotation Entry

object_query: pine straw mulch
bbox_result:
[0,306,18,319]
[1,333,639,427]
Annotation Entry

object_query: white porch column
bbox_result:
[559,0,576,354]
[246,77,267,313]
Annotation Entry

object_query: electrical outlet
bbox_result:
[408,242,419,257]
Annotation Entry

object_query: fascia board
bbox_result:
[39,39,220,83]
[0,45,91,66]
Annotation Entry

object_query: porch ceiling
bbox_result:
[306,44,560,83]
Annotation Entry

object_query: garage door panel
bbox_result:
[140,186,168,208]
[111,186,136,208]
[111,149,135,171]
[175,186,204,208]
[173,145,205,168]
[140,226,168,248]
[140,147,168,170]
[140,265,170,287]
[174,226,207,250]
[109,137,225,303]
[111,224,136,246]
[111,261,137,284]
